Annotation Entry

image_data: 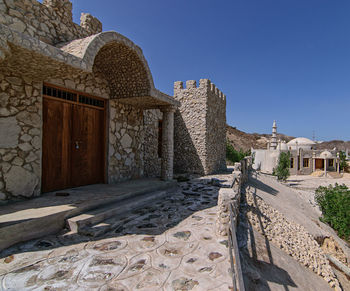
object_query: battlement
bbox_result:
[174,79,226,101]
[0,0,102,45]
[174,77,227,175]
[80,13,102,35]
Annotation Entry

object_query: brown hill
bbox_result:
[226,125,350,152]
[226,125,294,151]
[314,140,350,151]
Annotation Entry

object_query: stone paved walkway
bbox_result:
[0,176,233,290]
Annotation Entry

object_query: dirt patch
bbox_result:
[317,236,350,268]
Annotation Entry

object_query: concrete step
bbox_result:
[67,190,168,236]
[0,178,176,251]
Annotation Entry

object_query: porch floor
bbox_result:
[0,178,176,251]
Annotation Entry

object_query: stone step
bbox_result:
[66,190,168,236]
[0,178,176,251]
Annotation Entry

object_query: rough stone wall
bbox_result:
[173,80,207,174]
[0,71,111,201]
[143,109,162,177]
[0,0,102,46]
[216,158,251,235]
[46,74,110,99]
[205,81,226,173]
[108,100,144,183]
[0,65,152,200]
[0,73,42,201]
[174,79,226,175]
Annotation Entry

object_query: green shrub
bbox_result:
[315,184,350,240]
[273,152,291,181]
[226,143,250,164]
[339,151,348,172]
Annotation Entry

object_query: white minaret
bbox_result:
[270,120,278,150]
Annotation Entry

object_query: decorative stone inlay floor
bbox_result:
[0,177,233,290]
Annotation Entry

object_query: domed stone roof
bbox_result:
[287,137,316,146]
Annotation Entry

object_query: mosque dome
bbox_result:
[287,137,315,150]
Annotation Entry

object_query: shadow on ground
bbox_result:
[237,172,297,291]
[0,177,223,259]
[249,173,279,196]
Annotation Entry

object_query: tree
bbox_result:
[315,183,350,240]
[226,142,250,164]
[339,151,348,172]
[273,152,291,181]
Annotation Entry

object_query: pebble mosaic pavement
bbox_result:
[0,177,233,291]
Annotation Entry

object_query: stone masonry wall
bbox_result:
[143,109,162,178]
[174,79,226,175]
[0,71,111,201]
[108,100,144,183]
[0,0,102,46]
[173,80,207,174]
[205,80,226,173]
[0,73,42,201]
[0,66,153,200]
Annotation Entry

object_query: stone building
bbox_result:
[0,0,227,201]
[0,0,180,201]
[253,121,340,176]
[174,79,227,175]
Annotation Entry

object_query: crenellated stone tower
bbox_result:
[173,79,227,175]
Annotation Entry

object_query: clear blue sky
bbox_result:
[70,0,350,141]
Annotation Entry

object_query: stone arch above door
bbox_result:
[59,31,155,98]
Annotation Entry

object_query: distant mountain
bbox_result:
[226,125,294,151]
[314,140,350,151]
[226,125,350,152]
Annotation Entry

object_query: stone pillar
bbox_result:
[312,152,316,172]
[337,153,340,173]
[324,159,327,177]
[161,106,175,180]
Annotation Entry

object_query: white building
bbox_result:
[252,122,340,176]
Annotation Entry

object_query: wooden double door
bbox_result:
[42,86,106,192]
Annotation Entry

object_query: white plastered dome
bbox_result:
[287,137,315,150]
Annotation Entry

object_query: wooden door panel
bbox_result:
[89,107,105,183]
[71,105,105,187]
[42,85,106,192]
[42,98,72,192]
[315,159,324,169]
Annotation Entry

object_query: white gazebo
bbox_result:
[320,150,337,176]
